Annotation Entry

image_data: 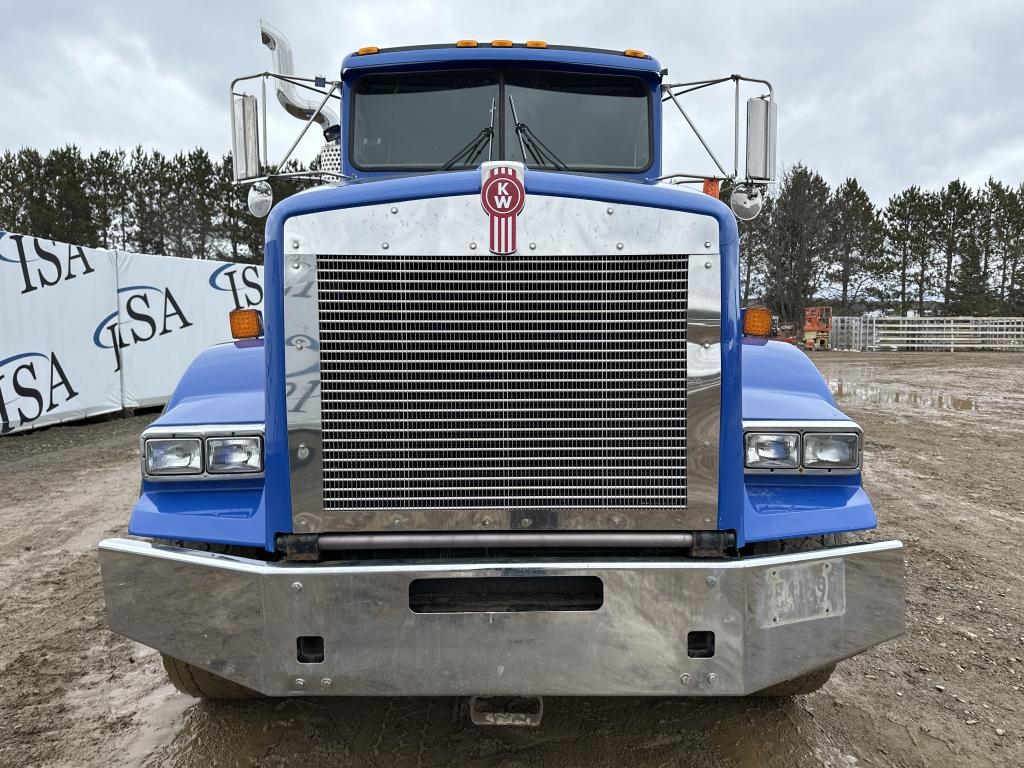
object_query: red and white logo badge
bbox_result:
[480,161,526,255]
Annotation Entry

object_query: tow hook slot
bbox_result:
[469,696,544,726]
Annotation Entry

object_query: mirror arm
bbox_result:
[662,85,730,178]
[274,81,338,172]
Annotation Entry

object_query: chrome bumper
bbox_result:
[98,538,904,697]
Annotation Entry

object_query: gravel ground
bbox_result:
[0,352,1021,767]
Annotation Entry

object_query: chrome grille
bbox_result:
[317,253,687,510]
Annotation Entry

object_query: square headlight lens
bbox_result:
[206,436,263,474]
[145,438,202,475]
[803,432,860,469]
[744,432,799,469]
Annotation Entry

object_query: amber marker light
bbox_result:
[230,309,263,340]
[743,307,773,338]
[356,46,380,55]
[456,40,479,47]
[525,40,548,48]
[491,39,514,47]
[623,49,646,58]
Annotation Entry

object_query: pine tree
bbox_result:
[882,187,934,315]
[87,148,128,249]
[764,165,833,322]
[935,180,975,311]
[829,178,883,312]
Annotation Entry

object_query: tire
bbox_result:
[161,654,262,700]
[754,664,837,697]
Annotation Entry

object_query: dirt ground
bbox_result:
[1,352,1022,768]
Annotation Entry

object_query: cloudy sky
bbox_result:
[2,0,1021,203]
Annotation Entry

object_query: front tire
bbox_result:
[754,664,837,697]
[161,654,261,699]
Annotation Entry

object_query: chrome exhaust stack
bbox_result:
[259,18,339,133]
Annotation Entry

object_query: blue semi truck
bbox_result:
[98,25,904,717]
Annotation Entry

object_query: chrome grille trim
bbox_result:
[282,193,721,532]
[316,252,687,511]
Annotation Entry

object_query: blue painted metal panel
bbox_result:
[127,340,270,547]
[739,338,877,542]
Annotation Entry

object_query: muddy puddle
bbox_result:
[829,379,976,411]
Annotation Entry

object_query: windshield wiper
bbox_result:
[508,96,569,171]
[440,98,495,170]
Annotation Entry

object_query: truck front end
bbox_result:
[99,38,904,703]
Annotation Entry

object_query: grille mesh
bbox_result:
[317,253,687,510]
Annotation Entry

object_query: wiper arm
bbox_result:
[508,96,569,171]
[440,97,496,171]
[440,126,494,170]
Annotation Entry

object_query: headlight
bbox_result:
[803,433,859,469]
[744,432,799,469]
[145,438,202,475]
[206,436,263,474]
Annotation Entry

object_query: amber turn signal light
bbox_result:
[356,46,380,55]
[491,39,514,47]
[525,40,548,48]
[456,39,478,48]
[743,307,773,338]
[623,49,646,58]
[230,309,263,340]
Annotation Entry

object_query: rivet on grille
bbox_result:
[297,444,310,460]
[381,242,389,250]
[390,206,399,214]
[702,342,711,350]
[470,242,478,250]
[529,242,537,250]
[291,240,300,250]
[704,241,712,249]
[606,207,614,215]
[704,261,713,269]
[292,261,300,270]
[616,242,624,250]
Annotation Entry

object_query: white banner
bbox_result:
[112,251,264,407]
[0,230,264,434]
[1,233,122,434]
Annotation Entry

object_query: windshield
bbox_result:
[351,70,651,172]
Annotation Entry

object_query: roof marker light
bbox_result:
[491,39,513,47]
[456,39,479,47]
[623,48,646,58]
[356,46,380,55]
[525,40,548,48]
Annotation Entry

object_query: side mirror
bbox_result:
[232,94,261,182]
[745,97,777,182]
[730,185,764,221]
[247,181,273,218]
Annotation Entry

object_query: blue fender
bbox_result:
[127,340,270,548]
[740,339,877,543]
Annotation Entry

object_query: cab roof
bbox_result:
[341,42,663,78]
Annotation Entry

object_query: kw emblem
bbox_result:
[480,162,526,255]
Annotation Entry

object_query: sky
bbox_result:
[2,0,1022,204]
